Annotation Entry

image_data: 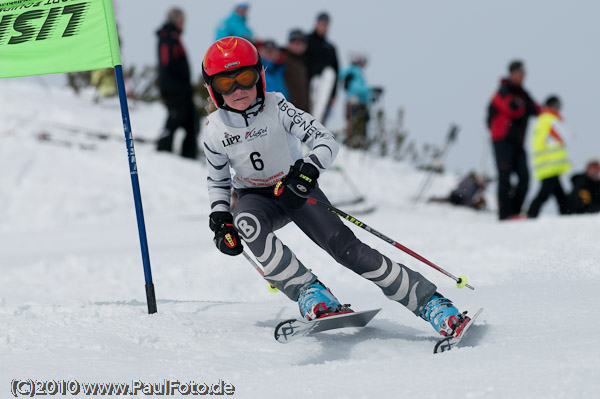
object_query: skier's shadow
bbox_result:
[456,323,489,348]
[288,319,437,366]
[254,306,291,328]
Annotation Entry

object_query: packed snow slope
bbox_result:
[1,81,599,398]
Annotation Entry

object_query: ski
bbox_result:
[331,197,377,215]
[342,204,378,215]
[274,308,381,343]
[332,196,365,208]
[52,123,156,145]
[433,308,483,354]
[412,124,459,207]
[37,131,98,151]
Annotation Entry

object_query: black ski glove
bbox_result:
[209,211,243,256]
[274,159,319,209]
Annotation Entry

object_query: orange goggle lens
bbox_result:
[211,68,259,95]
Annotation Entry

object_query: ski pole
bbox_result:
[242,251,279,293]
[412,124,459,207]
[306,197,474,290]
[331,164,365,206]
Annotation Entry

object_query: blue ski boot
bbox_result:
[421,292,470,337]
[297,281,351,320]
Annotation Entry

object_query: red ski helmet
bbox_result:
[202,36,265,108]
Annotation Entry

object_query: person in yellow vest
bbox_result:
[90,68,117,99]
[527,95,571,218]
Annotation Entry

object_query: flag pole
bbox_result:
[113,64,157,314]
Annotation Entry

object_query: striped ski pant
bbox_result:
[232,187,437,316]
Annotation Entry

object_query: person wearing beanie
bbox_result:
[155,7,199,159]
[215,3,253,41]
[486,60,540,220]
[527,95,571,218]
[339,53,383,149]
[257,39,289,99]
[305,12,339,125]
[283,29,309,112]
[568,158,600,214]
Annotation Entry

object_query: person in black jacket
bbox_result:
[156,8,199,159]
[568,159,600,214]
[486,60,540,220]
[305,12,339,125]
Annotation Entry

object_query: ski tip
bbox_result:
[274,308,382,343]
[433,337,453,354]
[274,318,305,344]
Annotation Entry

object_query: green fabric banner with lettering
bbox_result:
[0,0,121,78]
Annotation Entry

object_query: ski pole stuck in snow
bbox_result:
[306,197,475,290]
[242,251,279,293]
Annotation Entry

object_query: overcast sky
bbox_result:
[24,0,600,174]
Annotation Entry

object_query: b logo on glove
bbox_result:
[295,183,308,193]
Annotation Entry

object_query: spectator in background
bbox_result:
[527,96,571,218]
[486,60,540,220]
[283,29,309,112]
[156,7,199,159]
[90,68,117,100]
[306,12,339,125]
[428,172,488,210]
[339,54,383,148]
[568,158,600,214]
[257,39,288,99]
[215,3,253,41]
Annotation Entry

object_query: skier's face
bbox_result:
[222,85,257,111]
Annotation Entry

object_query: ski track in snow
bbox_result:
[1,81,599,398]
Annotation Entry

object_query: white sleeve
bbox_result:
[202,125,232,213]
[275,92,339,173]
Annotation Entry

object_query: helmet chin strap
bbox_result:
[221,93,265,123]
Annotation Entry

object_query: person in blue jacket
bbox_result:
[339,54,383,148]
[215,3,253,41]
[258,39,289,99]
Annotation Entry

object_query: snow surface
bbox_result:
[1,81,599,398]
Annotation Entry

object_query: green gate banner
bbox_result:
[0,0,121,78]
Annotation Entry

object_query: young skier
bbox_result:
[202,37,470,337]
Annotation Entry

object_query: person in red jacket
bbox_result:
[487,60,540,220]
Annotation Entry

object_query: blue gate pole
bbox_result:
[113,64,157,314]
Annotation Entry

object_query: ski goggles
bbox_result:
[211,67,260,95]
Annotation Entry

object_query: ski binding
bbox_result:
[433,307,483,353]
